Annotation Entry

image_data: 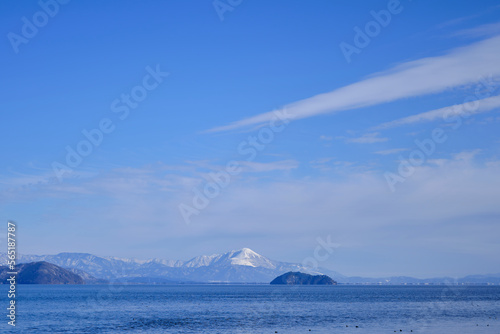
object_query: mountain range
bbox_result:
[1,248,324,284]
[1,248,499,284]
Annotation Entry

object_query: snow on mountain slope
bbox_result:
[184,248,277,269]
[221,248,276,268]
[143,258,185,267]
[183,254,220,268]
[230,248,259,267]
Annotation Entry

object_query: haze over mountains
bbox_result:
[2,248,499,284]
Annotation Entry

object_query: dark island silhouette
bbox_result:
[0,261,85,284]
[270,271,337,285]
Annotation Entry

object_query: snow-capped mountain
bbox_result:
[184,248,276,269]
[1,248,337,283]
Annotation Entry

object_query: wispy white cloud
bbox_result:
[436,8,500,30]
[320,135,333,141]
[373,148,409,155]
[238,160,299,173]
[453,21,500,38]
[310,157,336,172]
[310,157,335,165]
[453,149,482,162]
[0,159,300,204]
[208,34,500,133]
[374,94,500,130]
[341,132,388,144]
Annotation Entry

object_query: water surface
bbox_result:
[2,285,499,333]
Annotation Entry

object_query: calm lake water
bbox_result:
[1,285,499,333]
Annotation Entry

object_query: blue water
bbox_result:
[1,285,499,333]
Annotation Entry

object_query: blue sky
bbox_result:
[1,0,500,278]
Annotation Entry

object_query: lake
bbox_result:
[2,285,499,333]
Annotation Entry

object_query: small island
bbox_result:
[270,271,337,285]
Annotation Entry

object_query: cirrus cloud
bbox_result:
[208,34,500,133]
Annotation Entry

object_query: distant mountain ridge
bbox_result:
[1,249,499,284]
[0,248,329,284]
